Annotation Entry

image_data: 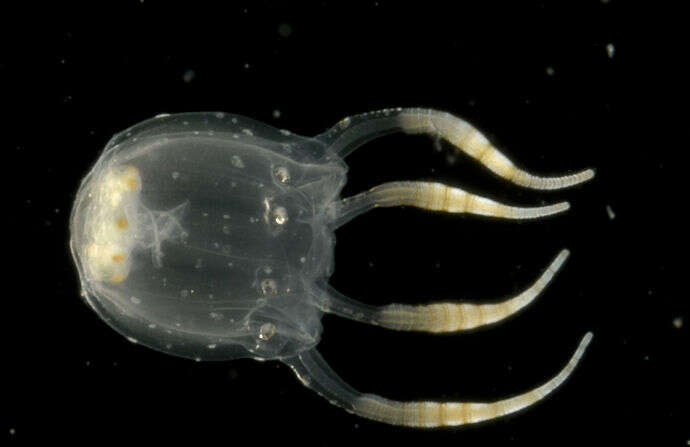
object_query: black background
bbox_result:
[5,1,684,445]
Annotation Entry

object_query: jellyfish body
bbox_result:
[70,108,594,427]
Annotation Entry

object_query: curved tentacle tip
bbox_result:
[556,168,595,189]
[550,201,570,215]
[519,168,595,191]
[551,249,570,268]
[581,332,594,347]
[581,168,596,182]
[558,168,595,189]
[515,201,570,219]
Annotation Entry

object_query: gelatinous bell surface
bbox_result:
[70,113,347,361]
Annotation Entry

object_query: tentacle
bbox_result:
[318,108,594,190]
[378,249,569,332]
[329,180,569,228]
[283,333,592,427]
[399,109,594,190]
[319,249,569,332]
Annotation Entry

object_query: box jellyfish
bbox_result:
[70,109,594,427]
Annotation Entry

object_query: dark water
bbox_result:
[5,1,683,445]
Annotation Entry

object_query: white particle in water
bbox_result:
[606,205,616,220]
[183,69,195,83]
[606,43,615,58]
[277,23,293,37]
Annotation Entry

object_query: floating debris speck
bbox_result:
[606,205,616,220]
[183,69,195,83]
[673,317,683,329]
[277,23,293,38]
[606,43,615,59]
